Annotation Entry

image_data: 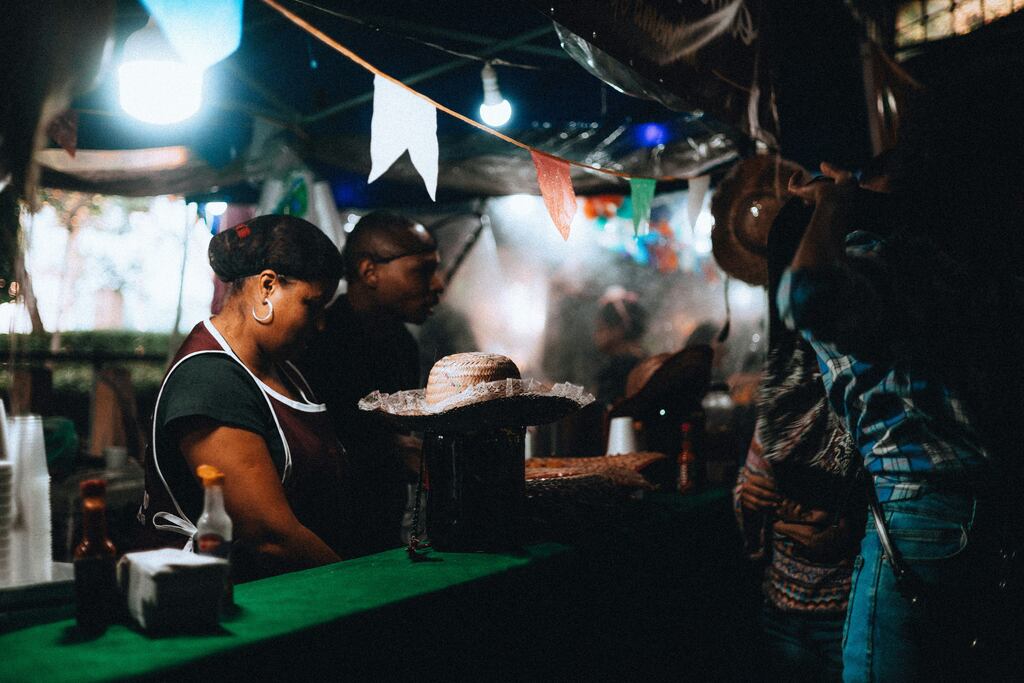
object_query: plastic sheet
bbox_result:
[554,22,695,112]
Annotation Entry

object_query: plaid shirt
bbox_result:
[777,231,989,502]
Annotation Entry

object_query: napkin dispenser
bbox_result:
[117,548,227,633]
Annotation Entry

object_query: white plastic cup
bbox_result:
[104,446,129,472]
[9,475,51,585]
[0,461,12,586]
[606,416,638,455]
[7,416,51,586]
[9,415,48,480]
[0,400,10,461]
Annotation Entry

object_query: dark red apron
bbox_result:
[139,320,344,569]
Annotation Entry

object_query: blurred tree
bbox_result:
[38,189,104,345]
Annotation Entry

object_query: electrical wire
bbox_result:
[287,0,545,70]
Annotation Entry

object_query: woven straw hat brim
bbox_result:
[609,345,712,418]
[362,393,585,433]
[710,155,805,286]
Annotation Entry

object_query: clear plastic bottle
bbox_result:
[195,464,234,610]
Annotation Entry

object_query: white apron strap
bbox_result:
[152,510,198,553]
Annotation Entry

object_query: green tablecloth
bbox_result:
[1,489,759,681]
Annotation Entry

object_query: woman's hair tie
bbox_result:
[234,223,251,239]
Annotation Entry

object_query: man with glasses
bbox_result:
[300,211,445,557]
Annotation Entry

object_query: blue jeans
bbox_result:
[762,603,844,682]
[841,489,999,682]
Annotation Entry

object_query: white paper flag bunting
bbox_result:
[368,75,439,201]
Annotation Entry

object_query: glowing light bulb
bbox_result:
[479,63,512,128]
[118,18,205,125]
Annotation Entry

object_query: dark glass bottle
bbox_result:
[73,479,119,633]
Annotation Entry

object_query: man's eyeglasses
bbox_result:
[353,250,431,264]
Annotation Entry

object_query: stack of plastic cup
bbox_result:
[8,415,52,585]
[0,461,12,586]
[605,416,639,455]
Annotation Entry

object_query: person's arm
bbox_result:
[733,428,780,560]
[771,501,858,563]
[787,163,859,272]
[179,419,341,574]
[778,163,893,356]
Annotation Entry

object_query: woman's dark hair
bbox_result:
[597,298,647,341]
[208,214,344,286]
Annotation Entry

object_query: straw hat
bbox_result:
[608,344,712,419]
[710,155,805,286]
[359,352,594,433]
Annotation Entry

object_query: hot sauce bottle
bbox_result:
[73,479,119,633]
[195,464,235,610]
[676,422,697,494]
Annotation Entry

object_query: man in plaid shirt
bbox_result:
[780,130,1022,679]
[777,229,990,504]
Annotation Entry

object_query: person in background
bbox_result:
[139,215,346,581]
[685,319,729,383]
[592,286,647,408]
[734,196,864,683]
[781,69,1024,680]
[298,211,445,557]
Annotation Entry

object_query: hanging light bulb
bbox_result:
[118,18,204,125]
[479,62,512,128]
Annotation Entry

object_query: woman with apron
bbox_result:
[138,215,347,581]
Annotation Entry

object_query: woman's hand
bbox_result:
[737,471,783,513]
[772,512,852,561]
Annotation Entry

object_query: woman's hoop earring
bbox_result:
[252,299,273,324]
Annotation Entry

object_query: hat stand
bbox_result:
[422,427,526,552]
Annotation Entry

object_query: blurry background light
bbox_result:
[636,122,669,147]
[204,201,228,217]
[505,194,536,217]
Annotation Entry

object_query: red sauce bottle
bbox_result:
[73,479,119,633]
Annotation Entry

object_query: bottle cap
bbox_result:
[79,478,107,497]
[196,464,225,487]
